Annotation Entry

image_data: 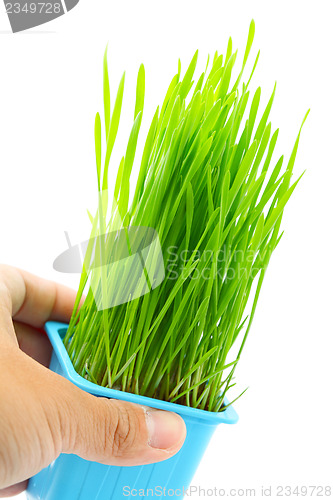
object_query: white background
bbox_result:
[0,0,332,498]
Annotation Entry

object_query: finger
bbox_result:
[0,479,28,497]
[13,321,52,367]
[0,349,186,489]
[55,378,187,466]
[0,264,78,330]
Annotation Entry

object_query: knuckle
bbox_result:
[57,388,81,454]
[108,402,142,458]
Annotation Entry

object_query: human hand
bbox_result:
[0,265,186,497]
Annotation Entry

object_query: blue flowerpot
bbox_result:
[27,321,238,499]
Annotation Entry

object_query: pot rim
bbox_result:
[45,321,239,425]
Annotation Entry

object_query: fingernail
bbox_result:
[142,406,186,450]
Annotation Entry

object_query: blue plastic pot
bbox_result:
[27,321,238,500]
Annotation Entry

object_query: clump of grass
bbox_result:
[64,21,308,411]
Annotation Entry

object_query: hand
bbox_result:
[0,265,186,497]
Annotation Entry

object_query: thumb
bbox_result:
[58,382,187,466]
[0,352,187,493]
